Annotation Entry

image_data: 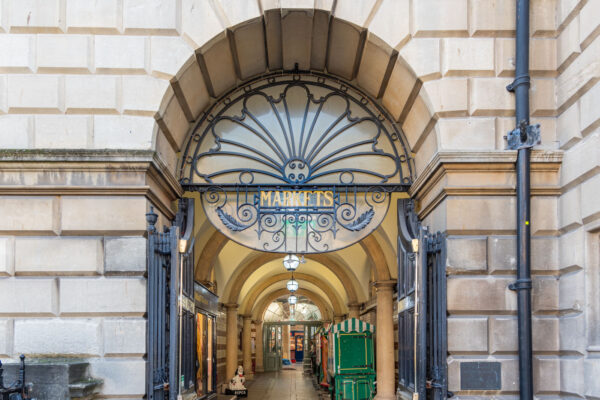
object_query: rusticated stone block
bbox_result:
[123,0,177,34]
[446,196,516,233]
[531,0,557,36]
[437,118,495,150]
[559,227,585,270]
[368,0,409,47]
[7,75,62,112]
[442,38,494,76]
[469,0,515,36]
[217,0,261,27]
[0,237,15,276]
[65,75,119,113]
[14,318,102,355]
[92,115,154,150]
[15,237,103,275]
[66,0,120,33]
[0,197,56,234]
[181,0,223,48]
[37,35,91,72]
[412,0,468,37]
[446,237,487,273]
[89,359,145,396]
[534,356,560,392]
[490,317,558,354]
[561,357,585,396]
[532,276,558,312]
[487,236,516,273]
[150,37,194,79]
[579,81,600,135]
[103,318,146,355]
[447,277,516,313]
[559,314,586,354]
[334,0,377,27]
[105,237,146,273]
[448,317,488,352]
[0,319,13,356]
[581,174,600,222]
[0,35,35,72]
[557,16,580,71]
[584,358,600,397]
[8,0,62,32]
[557,101,581,150]
[0,278,58,316]
[59,277,146,315]
[94,35,146,73]
[580,0,600,48]
[561,132,600,188]
[423,79,468,117]
[399,38,441,80]
[0,115,31,149]
[34,115,90,149]
[559,269,585,313]
[469,78,514,116]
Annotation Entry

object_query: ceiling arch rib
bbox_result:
[238,272,346,316]
[252,288,333,321]
[221,251,364,304]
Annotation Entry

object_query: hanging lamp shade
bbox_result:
[286,278,299,292]
[283,254,300,271]
[288,294,297,305]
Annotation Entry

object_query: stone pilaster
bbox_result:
[348,303,361,319]
[225,304,239,380]
[242,316,253,379]
[374,280,396,400]
[282,324,290,360]
[255,320,264,373]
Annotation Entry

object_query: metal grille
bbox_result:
[396,200,448,400]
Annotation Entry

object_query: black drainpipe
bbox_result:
[505,0,540,399]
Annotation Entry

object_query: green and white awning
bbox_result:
[330,318,375,334]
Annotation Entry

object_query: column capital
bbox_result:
[373,280,396,291]
[224,303,239,310]
[347,302,361,309]
[242,314,253,321]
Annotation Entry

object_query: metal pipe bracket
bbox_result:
[509,278,532,291]
[505,122,541,150]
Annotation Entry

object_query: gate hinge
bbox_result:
[505,120,541,150]
[509,278,532,291]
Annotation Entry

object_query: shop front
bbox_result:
[194,283,219,399]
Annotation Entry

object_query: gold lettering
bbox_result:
[302,191,311,207]
[283,191,293,207]
[323,191,334,207]
[291,191,301,207]
[272,191,283,207]
[261,191,271,207]
[315,191,322,207]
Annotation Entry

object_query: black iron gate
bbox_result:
[397,200,448,400]
[146,199,196,400]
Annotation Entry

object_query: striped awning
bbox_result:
[330,318,375,334]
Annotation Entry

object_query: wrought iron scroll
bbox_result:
[200,185,391,253]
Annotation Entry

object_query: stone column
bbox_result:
[348,303,361,319]
[283,324,290,360]
[225,304,239,380]
[374,281,396,400]
[255,320,264,373]
[333,315,344,324]
[242,316,254,379]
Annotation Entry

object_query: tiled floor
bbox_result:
[245,366,320,400]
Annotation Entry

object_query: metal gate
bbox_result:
[397,200,448,400]
[146,199,196,400]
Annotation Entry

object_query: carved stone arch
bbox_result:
[360,234,392,281]
[222,251,362,304]
[251,288,333,321]
[193,230,228,282]
[238,272,345,316]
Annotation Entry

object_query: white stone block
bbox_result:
[559,186,581,231]
[181,0,223,48]
[438,118,495,150]
[59,277,146,315]
[561,132,600,187]
[0,35,35,72]
[412,0,468,36]
[0,319,13,356]
[334,0,377,27]
[8,0,62,32]
[37,35,91,72]
[34,115,90,149]
[0,237,14,276]
[122,76,169,115]
[368,0,409,47]
[399,39,441,80]
[105,237,146,273]
[92,115,154,150]
[60,196,148,234]
[0,278,58,316]
[65,75,119,113]
[217,0,261,27]
[579,81,600,135]
[95,35,147,73]
[66,0,121,32]
[124,0,178,33]
[14,318,101,355]
[557,101,581,149]
[150,37,194,79]
[103,318,146,355]
[89,359,145,396]
[7,75,62,112]
[0,115,31,149]
[559,228,584,270]
[442,38,495,76]
[0,197,56,234]
[581,174,600,222]
[15,237,103,275]
[585,358,600,397]
[579,0,600,47]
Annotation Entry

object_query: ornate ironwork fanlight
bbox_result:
[180,73,415,254]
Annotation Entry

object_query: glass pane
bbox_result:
[207,317,213,392]
[196,313,205,396]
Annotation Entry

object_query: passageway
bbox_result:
[246,365,320,400]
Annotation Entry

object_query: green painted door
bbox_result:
[263,324,282,372]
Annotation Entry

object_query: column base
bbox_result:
[374,394,396,400]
